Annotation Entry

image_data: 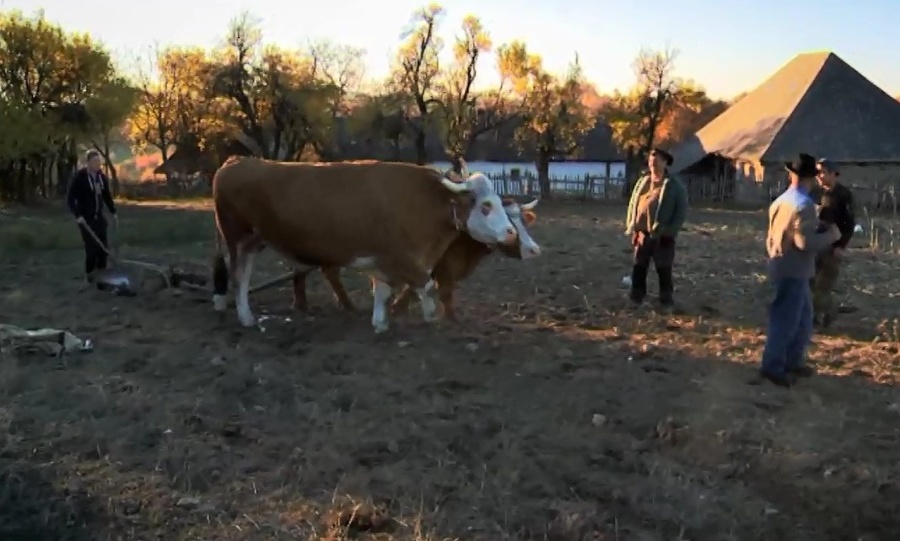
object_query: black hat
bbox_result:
[650,147,673,167]
[785,153,817,178]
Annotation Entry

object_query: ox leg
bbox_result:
[390,285,416,314]
[322,266,355,311]
[235,249,257,327]
[439,284,458,322]
[370,277,393,333]
[416,279,439,323]
[291,270,311,312]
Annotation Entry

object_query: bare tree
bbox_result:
[604,47,680,159]
[391,3,444,164]
[435,15,499,173]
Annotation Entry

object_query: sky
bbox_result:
[3,0,897,100]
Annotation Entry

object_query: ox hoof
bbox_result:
[213,294,227,312]
[372,321,390,334]
[238,313,257,328]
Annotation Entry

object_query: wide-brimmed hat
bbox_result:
[650,147,673,167]
[784,153,817,178]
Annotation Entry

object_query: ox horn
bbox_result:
[520,198,539,210]
[440,176,471,193]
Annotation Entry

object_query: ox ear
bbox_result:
[522,210,537,226]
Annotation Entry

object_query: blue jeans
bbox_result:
[760,278,814,376]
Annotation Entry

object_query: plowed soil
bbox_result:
[1,200,898,541]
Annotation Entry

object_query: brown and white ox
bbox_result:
[290,198,540,320]
[211,156,530,332]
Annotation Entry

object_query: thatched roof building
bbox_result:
[672,51,900,203]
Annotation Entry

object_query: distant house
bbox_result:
[154,136,256,179]
[155,118,624,176]
[671,51,900,204]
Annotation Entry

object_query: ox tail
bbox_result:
[212,225,229,312]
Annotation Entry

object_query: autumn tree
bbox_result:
[128,48,180,172]
[654,81,728,147]
[208,12,335,162]
[604,47,681,158]
[350,89,410,160]
[390,4,444,164]
[85,76,137,192]
[432,14,491,171]
[0,10,134,201]
[497,42,596,198]
[307,39,365,159]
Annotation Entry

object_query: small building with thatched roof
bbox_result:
[672,51,900,204]
[154,135,257,179]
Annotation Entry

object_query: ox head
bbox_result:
[440,172,519,246]
[499,198,541,260]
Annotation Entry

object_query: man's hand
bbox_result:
[75,216,86,226]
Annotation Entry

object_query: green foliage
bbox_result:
[0,3,730,204]
[602,48,727,153]
[496,41,596,194]
[0,9,133,201]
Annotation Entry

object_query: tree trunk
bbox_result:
[414,129,427,165]
[536,151,551,199]
[391,137,401,161]
[450,155,465,174]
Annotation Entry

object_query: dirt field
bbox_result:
[1,200,898,541]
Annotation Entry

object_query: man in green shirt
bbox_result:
[624,148,689,309]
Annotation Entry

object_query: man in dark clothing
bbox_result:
[812,158,855,327]
[760,153,841,387]
[624,147,689,310]
[67,149,118,284]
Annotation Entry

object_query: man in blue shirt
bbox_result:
[760,153,841,387]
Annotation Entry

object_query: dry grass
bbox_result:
[1,201,898,541]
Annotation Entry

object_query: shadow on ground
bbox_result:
[0,457,107,541]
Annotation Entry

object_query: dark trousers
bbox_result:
[761,278,813,377]
[630,232,676,305]
[78,216,108,275]
[811,252,841,321]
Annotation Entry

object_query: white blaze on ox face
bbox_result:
[502,199,542,259]
[440,173,518,246]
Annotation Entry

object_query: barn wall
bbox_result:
[733,159,771,203]
[836,164,900,209]
[742,163,900,208]
[680,158,900,207]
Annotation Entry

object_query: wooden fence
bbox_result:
[483,172,627,201]
[118,172,631,202]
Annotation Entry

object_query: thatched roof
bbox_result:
[673,51,900,171]
[154,137,255,176]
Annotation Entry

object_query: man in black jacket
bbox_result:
[67,149,118,284]
[812,158,855,327]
